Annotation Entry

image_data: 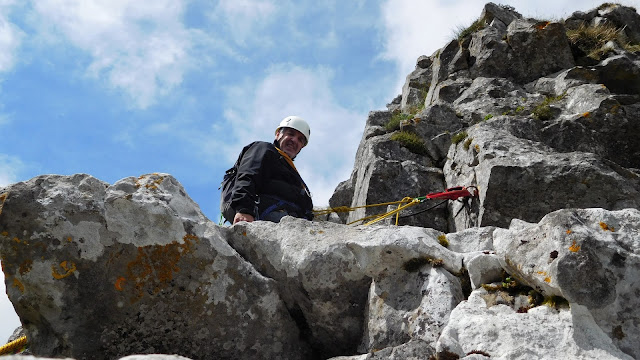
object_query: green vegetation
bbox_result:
[437,234,449,248]
[567,22,640,60]
[463,138,473,150]
[451,131,468,144]
[386,112,412,131]
[483,114,493,121]
[532,93,565,120]
[391,131,428,155]
[455,17,487,43]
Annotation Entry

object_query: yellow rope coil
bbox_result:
[0,335,28,356]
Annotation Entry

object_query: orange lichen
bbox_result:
[599,222,615,232]
[569,240,581,252]
[566,230,572,234]
[12,278,24,293]
[123,234,198,302]
[535,21,550,30]
[114,277,126,291]
[242,231,247,236]
[1,231,8,237]
[12,237,20,243]
[582,112,590,118]
[537,271,547,276]
[544,277,551,283]
[67,237,73,242]
[52,261,77,279]
[19,259,33,275]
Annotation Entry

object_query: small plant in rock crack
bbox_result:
[454,16,487,43]
[532,93,565,120]
[386,112,412,131]
[390,131,428,155]
[463,138,473,150]
[451,130,468,144]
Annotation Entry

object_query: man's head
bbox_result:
[275,116,310,158]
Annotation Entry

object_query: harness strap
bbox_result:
[259,196,303,220]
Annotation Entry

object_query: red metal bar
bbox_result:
[425,186,478,200]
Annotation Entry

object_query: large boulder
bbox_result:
[0,174,309,360]
[226,218,463,358]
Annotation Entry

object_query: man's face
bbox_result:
[275,127,306,158]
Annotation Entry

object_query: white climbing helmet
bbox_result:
[276,116,310,146]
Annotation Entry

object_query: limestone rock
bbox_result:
[226,218,462,358]
[444,123,640,230]
[436,288,633,359]
[0,174,309,360]
[493,208,640,359]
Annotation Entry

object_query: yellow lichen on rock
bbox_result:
[569,240,581,252]
[52,260,77,279]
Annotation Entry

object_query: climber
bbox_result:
[220,116,314,224]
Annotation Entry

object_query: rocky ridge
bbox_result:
[1,2,640,360]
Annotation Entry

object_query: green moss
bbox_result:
[391,131,428,155]
[532,93,566,120]
[542,295,570,308]
[483,114,493,121]
[437,234,449,247]
[451,131,468,144]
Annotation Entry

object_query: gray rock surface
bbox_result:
[0,174,309,360]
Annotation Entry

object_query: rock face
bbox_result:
[2,3,640,360]
[330,2,640,233]
[3,175,640,360]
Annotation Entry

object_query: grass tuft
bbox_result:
[451,131,468,144]
[455,17,487,43]
[386,112,412,131]
[567,22,640,60]
[391,131,428,155]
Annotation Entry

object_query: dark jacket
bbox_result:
[230,141,313,220]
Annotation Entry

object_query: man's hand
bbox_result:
[233,212,255,224]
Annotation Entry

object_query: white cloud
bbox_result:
[378,0,640,96]
[0,272,21,343]
[0,1,24,73]
[220,65,365,207]
[0,153,23,341]
[0,154,23,187]
[30,0,194,109]
[212,0,277,46]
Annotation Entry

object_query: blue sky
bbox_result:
[1,0,638,344]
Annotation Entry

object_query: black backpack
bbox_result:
[219,142,256,224]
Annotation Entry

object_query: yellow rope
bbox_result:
[317,197,420,226]
[364,198,421,226]
[0,336,28,356]
[313,198,414,217]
